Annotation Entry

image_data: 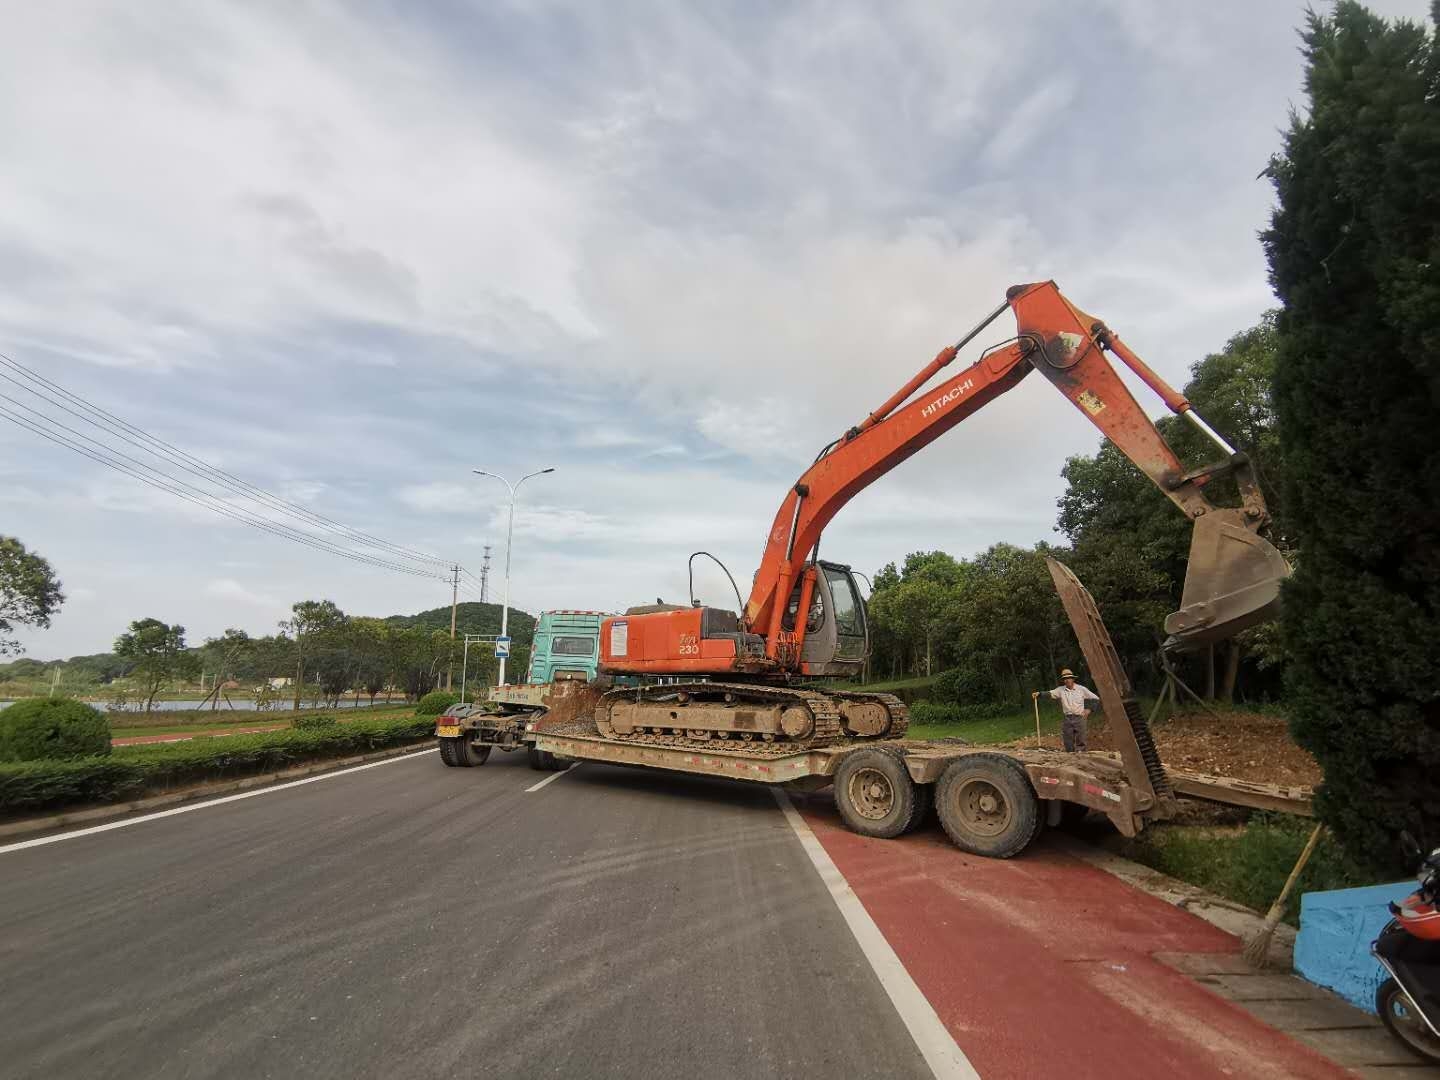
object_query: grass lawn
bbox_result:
[109,706,416,740]
[853,675,938,694]
[906,708,1060,745]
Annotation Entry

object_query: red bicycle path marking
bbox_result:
[798,803,1347,1080]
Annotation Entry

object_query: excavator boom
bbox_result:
[744,280,1288,654]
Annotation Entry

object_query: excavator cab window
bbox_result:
[781,579,826,633]
[823,566,864,639]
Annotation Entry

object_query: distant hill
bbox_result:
[384,601,536,645]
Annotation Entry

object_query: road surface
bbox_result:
[0,750,931,1079]
[0,749,1347,1079]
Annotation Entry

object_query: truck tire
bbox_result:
[528,747,561,771]
[440,737,490,768]
[833,747,919,839]
[934,755,1041,858]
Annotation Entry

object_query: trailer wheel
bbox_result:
[934,755,1041,858]
[528,747,561,770]
[834,748,918,839]
[440,737,490,768]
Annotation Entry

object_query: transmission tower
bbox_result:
[480,544,492,602]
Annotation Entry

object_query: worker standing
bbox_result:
[1033,669,1099,752]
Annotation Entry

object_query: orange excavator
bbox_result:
[595,281,1290,748]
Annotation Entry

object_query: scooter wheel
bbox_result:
[1377,977,1440,1064]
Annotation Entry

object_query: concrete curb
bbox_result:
[0,739,439,841]
[1050,833,1298,968]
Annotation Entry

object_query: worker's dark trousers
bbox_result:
[1062,713,1087,752]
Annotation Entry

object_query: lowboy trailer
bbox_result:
[438,559,1311,859]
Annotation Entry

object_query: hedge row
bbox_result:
[0,715,435,814]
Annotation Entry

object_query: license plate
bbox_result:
[436,725,461,738]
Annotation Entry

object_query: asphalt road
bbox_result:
[0,750,933,1080]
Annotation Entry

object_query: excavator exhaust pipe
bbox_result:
[1165,508,1291,651]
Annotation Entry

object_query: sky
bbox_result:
[2,0,1431,660]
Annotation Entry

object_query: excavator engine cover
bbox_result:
[1166,508,1291,651]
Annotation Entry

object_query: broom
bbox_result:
[1243,823,1324,968]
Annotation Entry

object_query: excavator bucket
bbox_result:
[1164,508,1291,651]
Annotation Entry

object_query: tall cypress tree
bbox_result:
[1263,2,1440,872]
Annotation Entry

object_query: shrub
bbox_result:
[930,665,1002,706]
[416,690,461,716]
[909,700,1016,726]
[0,714,435,812]
[292,713,338,731]
[0,697,111,762]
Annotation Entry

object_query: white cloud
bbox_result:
[204,578,278,608]
[398,482,471,512]
[9,0,1434,657]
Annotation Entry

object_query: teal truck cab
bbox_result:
[438,610,607,770]
[526,610,604,683]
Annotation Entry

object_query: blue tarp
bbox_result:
[1294,880,1415,1012]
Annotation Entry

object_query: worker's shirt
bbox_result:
[1046,683,1099,715]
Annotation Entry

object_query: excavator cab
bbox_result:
[781,560,869,678]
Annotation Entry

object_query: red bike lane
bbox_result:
[798,803,1347,1079]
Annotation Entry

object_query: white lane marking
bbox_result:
[772,790,980,1080]
[0,749,438,856]
[524,763,577,793]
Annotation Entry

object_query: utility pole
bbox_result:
[473,467,555,686]
[480,545,492,603]
[446,565,460,690]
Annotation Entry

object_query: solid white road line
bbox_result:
[772,790,980,1080]
[0,748,438,856]
[524,763,577,793]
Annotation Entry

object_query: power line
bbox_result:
[0,405,447,582]
[0,351,450,569]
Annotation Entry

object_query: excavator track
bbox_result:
[597,682,844,751]
[824,689,910,739]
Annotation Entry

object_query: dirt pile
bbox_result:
[1023,707,1321,788]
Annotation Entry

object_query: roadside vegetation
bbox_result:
[0,599,537,710]
[1106,815,1373,927]
[0,706,431,815]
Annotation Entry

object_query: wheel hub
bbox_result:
[954,778,1012,837]
[848,767,896,821]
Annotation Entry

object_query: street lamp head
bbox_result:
[540,467,556,474]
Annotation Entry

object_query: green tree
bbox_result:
[0,537,64,656]
[280,599,346,709]
[113,618,201,712]
[1262,1,1440,870]
[348,617,393,705]
[200,629,252,707]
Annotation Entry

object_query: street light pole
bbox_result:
[472,466,554,686]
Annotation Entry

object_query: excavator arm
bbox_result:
[746,281,1289,657]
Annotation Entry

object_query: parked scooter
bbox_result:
[1373,833,1440,1064]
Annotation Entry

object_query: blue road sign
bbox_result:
[495,635,512,659]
